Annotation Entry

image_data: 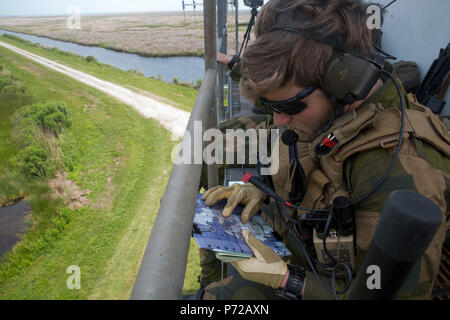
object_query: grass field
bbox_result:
[0,41,201,299]
[0,12,250,58]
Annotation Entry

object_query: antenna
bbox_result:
[181,0,203,23]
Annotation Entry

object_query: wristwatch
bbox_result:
[227,54,241,70]
[276,264,306,300]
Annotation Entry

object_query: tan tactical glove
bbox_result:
[202,184,266,224]
[231,230,287,289]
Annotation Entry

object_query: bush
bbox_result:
[0,76,13,89]
[17,102,72,136]
[12,102,72,178]
[38,102,72,136]
[195,79,202,89]
[1,85,17,95]
[86,55,96,63]
[0,68,26,95]
[3,33,31,45]
[128,68,144,76]
[22,144,54,178]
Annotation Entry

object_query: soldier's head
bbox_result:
[240,0,377,133]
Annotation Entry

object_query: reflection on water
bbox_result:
[0,29,204,83]
[0,200,31,257]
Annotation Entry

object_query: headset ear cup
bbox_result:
[320,52,342,99]
[321,53,382,102]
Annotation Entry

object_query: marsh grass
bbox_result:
[0,12,250,57]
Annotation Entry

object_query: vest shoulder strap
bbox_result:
[320,95,450,185]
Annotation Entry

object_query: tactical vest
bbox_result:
[273,93,449,211]
[268,93,450,282]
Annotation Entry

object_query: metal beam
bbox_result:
[204,0,217,71]
[131,0,218,299]
[130,70,216,300]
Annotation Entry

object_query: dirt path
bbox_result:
[0,40,190,138]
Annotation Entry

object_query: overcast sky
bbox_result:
[0,0,260,16]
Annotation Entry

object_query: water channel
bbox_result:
[0,29,205,84]
[0,200,31,258]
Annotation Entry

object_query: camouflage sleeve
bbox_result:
[302,271,348,300]
[218,114,273,132]
[344,137,449,299]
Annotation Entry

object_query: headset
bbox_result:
[242,17,408,299]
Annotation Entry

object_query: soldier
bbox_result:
[198,0,450,300]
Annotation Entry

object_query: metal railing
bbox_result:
[130,0,218,300]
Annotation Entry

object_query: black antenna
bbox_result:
[182,0,203,23]
[382,0,398,12]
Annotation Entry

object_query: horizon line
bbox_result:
[0,9,252,19]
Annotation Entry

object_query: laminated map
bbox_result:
[193,194,291,262]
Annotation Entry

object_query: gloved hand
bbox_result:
[202,183,266,224]
[231,230,287,289]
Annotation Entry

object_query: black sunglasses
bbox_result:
[259,85,319,115]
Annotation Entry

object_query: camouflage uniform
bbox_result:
[200,72,450,300]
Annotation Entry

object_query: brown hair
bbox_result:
[240,0,376,101]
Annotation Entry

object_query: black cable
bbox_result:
[322,210,338,265]
[332,262,353,300]
[276,201,352,299]
[281,202,352,299]
[373,43,397,60]
[239,7,259,57]
[296,102,345,144]
[348,69,406,206]
[382,0,398,12]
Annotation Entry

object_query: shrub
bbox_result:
[3,33,31,45]
[1,85,16,95]
[195,79,202,90]
[12,102,72,178]
[86,55,96,62]
[0,76,13,89]
[128,68,144,76]
[38,102,72,136]
[22,144,53,178]
[17,102,72,136]
[0,68,26,95]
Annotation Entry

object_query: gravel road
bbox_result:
[0,40,190,138]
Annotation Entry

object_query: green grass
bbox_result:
[0,44,201,299]
[0,34,199,112]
